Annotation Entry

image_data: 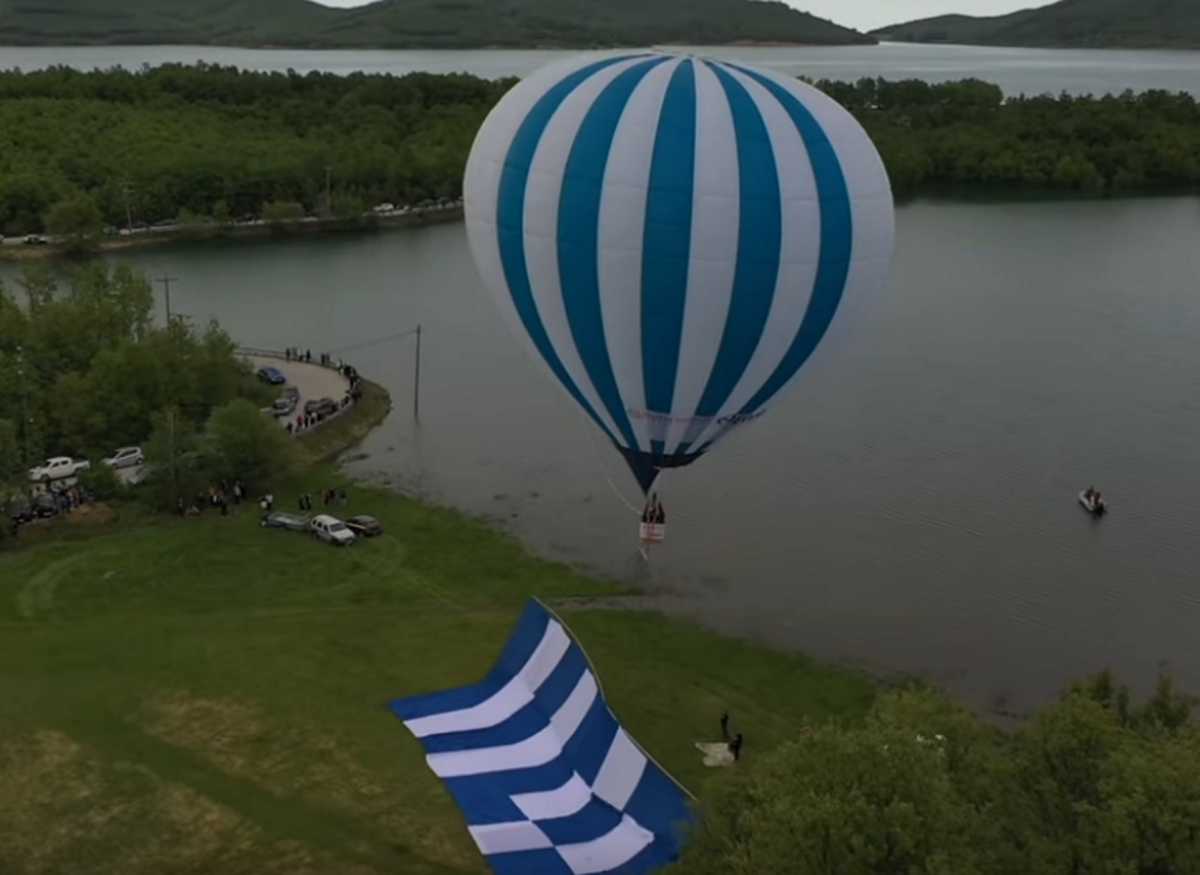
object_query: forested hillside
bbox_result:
[874,0,1200,49]
[0,0,873,47]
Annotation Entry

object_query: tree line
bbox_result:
[819,77,1200,195]
[672,670,1200,874]
[0,63,507,237]
[1,66,1198,239]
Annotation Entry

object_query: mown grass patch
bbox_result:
[0,470,875,873]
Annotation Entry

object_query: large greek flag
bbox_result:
[391,600,693,874]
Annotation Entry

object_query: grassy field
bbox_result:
[0,470,876,874]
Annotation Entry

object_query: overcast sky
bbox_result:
[311,1,1051,33]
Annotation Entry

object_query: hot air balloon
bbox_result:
[464,53,894,494]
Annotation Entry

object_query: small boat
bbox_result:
[1078,490,1107,516]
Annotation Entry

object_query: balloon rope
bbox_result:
[583,422,644,517]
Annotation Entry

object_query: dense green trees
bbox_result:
[1,66,1196,239]
[672,673,1200,874]
[0,64,506,236]
[0,263,269,471]
[818,77,1200,195]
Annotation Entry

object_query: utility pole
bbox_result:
[157,275,178,326]
[16,345,29,468]
[413,324,422,422]
[122,180,134,233]
[168,408,178,511]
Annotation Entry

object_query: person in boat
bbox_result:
[1085,486,1096,502]
[655,501,666,524]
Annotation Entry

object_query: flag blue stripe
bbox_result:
[641,59,696,419]
[496,56,639,449]
[693,61,782,418]
[558,57,671,455]
[490,849,574,875]
[537,800,624,844]
[727,63,854,417]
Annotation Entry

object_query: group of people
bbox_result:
[178,480,246,517]
[1083,486,1107,511]
[641,493,666,525]
[296,488,346,511]
[283,347,351,372]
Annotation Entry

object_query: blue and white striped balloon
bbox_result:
[465,53,894,492]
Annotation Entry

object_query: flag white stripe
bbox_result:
[512,772,594,821]
[591,729,647,811]
[428,672,598,778]
[404,620,570,739]
[557,814,656,874]
[468,820,554,856]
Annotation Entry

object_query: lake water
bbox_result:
[5,196,1198,716]
[2,42,1198,96]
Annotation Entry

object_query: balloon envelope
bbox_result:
[465,53,894,491]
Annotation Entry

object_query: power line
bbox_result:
[327,326,420,356]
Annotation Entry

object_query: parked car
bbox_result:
[28,456,90,483]
[23,234,48,245]
[31,494,58,518]
[345,515,383,538]
[102,446,144,469]
[6,499,33,525]
[304,397,338,417]
[309,514,356,546]
[261,512,309,531]
[272,394,298,417]
[257,366,287,385]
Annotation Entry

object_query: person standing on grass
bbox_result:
[720,711,730,741]
[729,733,743,762]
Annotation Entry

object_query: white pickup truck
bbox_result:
[28,456,91,483]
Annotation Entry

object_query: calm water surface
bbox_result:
[5,196,1197,715]
[2,42,1198,96]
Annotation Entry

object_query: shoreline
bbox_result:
[0,206,464,263]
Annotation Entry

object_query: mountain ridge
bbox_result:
[0,0,875,48]
[873,0,1200,50]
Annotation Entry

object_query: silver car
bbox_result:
[103,446,144,469]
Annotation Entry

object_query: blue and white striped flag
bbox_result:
[392,600,693,874]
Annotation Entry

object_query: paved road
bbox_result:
[244,354,351,430]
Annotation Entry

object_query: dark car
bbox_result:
[260,511,309,531]
[32,494,58,518]
[256,366,286,385]
[6,499,33,524]
[345,515,383,537]
[304,397,338,417]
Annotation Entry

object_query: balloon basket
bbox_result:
[639,522,666,544]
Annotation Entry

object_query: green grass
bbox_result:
[0,471,875,874]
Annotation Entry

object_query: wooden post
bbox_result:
[413,324,422,422]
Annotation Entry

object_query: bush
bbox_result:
[78,463,122,501]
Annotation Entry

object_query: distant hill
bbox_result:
[0,0,875,48]
[873,0,1200,49]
